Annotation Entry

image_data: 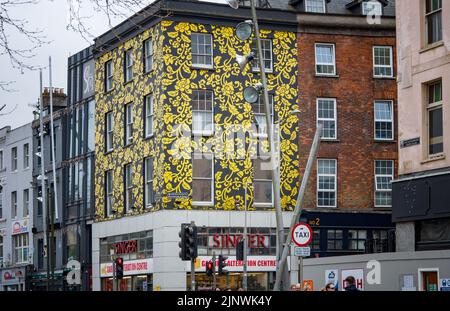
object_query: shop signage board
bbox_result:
[440,279,450,291]
[190,256,289,273]
[1,268,25,284]
[294,246,310,257]
[11,218,29,235]
[100,258,153,278]
[325,269,339,290]
[292,222,313,247]
[341,269,364,291]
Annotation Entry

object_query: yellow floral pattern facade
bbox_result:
[94,20,299,221]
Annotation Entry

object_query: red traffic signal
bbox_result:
[206,260,214,277]
[115,257,124,279]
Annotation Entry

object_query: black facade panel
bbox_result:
[393,173,450,222]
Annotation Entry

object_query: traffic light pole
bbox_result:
[243,183,248,291]
[191,258,196,291]
[112,260,117,292]
[212,252,217,290]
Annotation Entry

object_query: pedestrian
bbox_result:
[344,276,359,291]
[323,282,336,291]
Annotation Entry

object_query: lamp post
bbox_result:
[228,0,288,290]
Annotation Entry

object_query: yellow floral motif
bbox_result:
[94,20,299,221]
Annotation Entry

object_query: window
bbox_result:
[374,100,394,140]
[125,50,134,83]
[192,154,213,205]
[36,139,41,167]
[375,160,394,207]
[145,95,154,138]
[191,33,213,68]
[192,90,214,135]
[99,230,153,263]
[372,230,389,253]
[0,150,3,170]
[37,239,44,269]
[23,143,29,169]
[311,229,321,251]
[66,230,77,261]
[11,147,17,171]
[373,46,393,78]
[317,98,337,139]
[105,170,113,216]
[13,233,29,264]
[315,43,336,76]
[362,1,382,16]
[0,186,2,219]
[105,112,114,152]
[348,230,367,251]
[23,189,29,217]
[427,80,443,155]
[317,159,337,208]
[253,95,274,137]
[144,39,154,73]
[0,236,3,264]
[125,103,134,145]
[11,191,17,219]
[251,39,273,73]
[124,164,133,212]
[425,0,442,45]
[105,60,113,92]
[305,0,326,13]
[145,157,154,209]
[37,186,42,216]
[254,158,273,206]
[87,100,96,152]
[327,229,343,250]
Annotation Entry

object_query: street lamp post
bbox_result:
[228,0,288,290]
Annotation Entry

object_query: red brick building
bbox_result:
[291,0,398,257]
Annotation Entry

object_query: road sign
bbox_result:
[294,246,310,257]
[292,222,313,247]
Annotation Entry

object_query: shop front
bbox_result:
[0,266,28,291]
[99,230,153,291]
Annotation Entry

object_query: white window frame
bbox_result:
[11,191,17,219]
[425,0,443,46]
[374,160,394,208]
[362,1,382,16]
[124,163,133,213]
[13,233,29,264]
[105,60,114,92]
[251,39,273,73]
[105,170,113,216]
[253,95,274,138]
[125,103,134,145]
[191,33,214,69]
[145,157,154,209]
[145,95,154,138]
[373,46,393,78]
[374,100,394,141]
[105,112,114,152]
[192,90,214,136]
[316,98,337,140]
[23,189,29,217]
[144,38,154,73]
[427,80,443,156]
[11,146,18,171]
[315,43,336,76]
[305,0,326,13]
[125,49,134,83]
[253,158,274,208]
[192,153,214,206]
[23,143,29,169]
[317,159,337,208]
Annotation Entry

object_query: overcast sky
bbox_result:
[0,0,228,130]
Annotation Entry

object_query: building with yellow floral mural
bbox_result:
[91,0,299,291]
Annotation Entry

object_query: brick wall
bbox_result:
[298,33,398,210]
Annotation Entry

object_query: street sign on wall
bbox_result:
[294,246,311,257]
[292,222,313,247]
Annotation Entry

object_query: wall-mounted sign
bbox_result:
[100,258,153,278]
[82,60,95,99]
[113,239,138,255]
[325,269,339,290]
[342,269,364,291]
[191,256,287,273]
[2,268,25,283]
[400,137,420,149]
[209,234,269,249]
[12,219,29,235]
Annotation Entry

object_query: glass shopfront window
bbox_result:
[187,272,270,291]
[99,230,153,263]
[101,274,153,291]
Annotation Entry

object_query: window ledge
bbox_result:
[191,65,214,71]
[144,134,155,141]
[373,76,396,80]
[421,153,446,164]
[374,139,396,143]
[315,74,339,78]
[192,202,213,207]
[419,41,445,54]
[104,149,114,156]
[144,68,155,75]
[124,79,134,86]
[104,88,115,95]
[321,139,340,143]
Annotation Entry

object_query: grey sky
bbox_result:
[0,0,227,130]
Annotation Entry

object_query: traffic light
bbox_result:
[218,255,228,275]
[179,223,198,261]
[236,240,244,261]
[115,257,124,279]
[205,260,215,277]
